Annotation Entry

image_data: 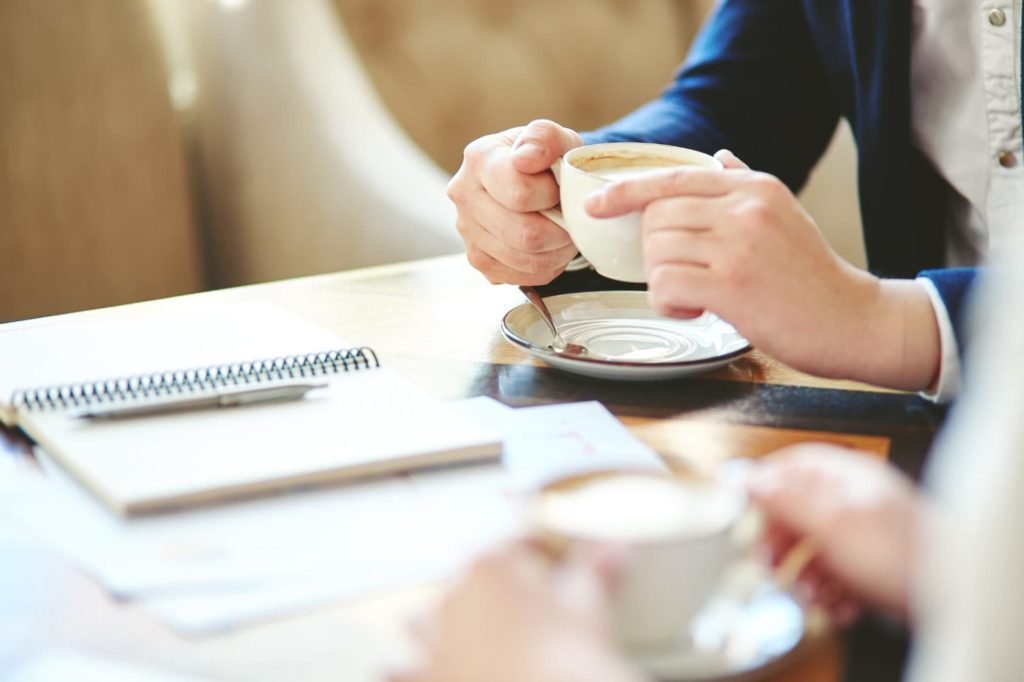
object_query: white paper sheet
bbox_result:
[8,651,215,682]
[0,398,663,635]
[464,398,666,486]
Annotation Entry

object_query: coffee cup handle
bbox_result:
[539,207,566,230]
[539,162,591,272]
[731,505,764,556]
[717,459,820,590]
[729,504,820,604]
[540,161,567,230]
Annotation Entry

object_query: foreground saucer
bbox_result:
[633,563,805,681]
[501,291,750,381]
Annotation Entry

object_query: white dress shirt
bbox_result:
[907,238,1024,682]
[911,0,1023,402]
[894,7,1024,674]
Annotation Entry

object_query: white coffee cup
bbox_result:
[541,143,723,283]
[531,469,747,651]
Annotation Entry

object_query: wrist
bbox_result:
[812,267,940,391]
[853,277,941,391]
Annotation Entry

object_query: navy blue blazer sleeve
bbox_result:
[581,0,840,193]
[917,267,978,358]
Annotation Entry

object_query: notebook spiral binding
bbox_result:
[10,347,380,412]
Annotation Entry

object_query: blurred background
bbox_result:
[0,0,861,323]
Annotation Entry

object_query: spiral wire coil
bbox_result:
[10,347,380,412]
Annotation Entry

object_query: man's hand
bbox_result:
[585,150,941,391]
[447,120,584,285]
[746,445,924,623]
[392,541,644,682]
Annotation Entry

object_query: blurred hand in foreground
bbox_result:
[746,444,924,624]
[395,445,924,682]
[391,540,644,682]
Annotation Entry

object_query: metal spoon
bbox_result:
[518,286,588,356]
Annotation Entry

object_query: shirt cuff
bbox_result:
[916,277,961,403]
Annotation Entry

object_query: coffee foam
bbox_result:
[591,166,684,182]
[572,154,695,184]
[574,154,685,172]
[535,473,741,543]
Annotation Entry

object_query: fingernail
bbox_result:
[513,142,544,159]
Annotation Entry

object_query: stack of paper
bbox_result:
[0,397,664,635]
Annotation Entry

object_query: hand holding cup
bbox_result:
[446,120,584,285]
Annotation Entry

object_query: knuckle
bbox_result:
[453,218,470,238]
[446,176,467,204]
[646,266,677,303]
[519,119,580,152]
[718,252,750,289]
[506,181,537,212]
[462,135,491,162]
[643,199,673,229]
[731,199,775,227]
[749,172,785,198]
[524,118,561,139]
[465,247,491,273]
[516,220,549,253]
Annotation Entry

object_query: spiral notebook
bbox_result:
[0,302,501,515]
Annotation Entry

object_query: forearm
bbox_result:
[581,98,730,153]
[584,0,839,191]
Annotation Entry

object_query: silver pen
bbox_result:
[76,382,328,420]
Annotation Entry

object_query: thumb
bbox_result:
[714,148,750,170]
[511,119,584,174]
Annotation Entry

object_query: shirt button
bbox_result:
[997,151,1018,168]
[988,8,1007,26]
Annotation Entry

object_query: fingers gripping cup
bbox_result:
[531,470,748,652]
[542,143,723,283]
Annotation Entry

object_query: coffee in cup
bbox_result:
[541,143,723,282]
[531,469,746,651]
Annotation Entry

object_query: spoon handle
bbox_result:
[518,286,566,347]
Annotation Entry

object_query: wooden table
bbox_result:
[0,255,945,681]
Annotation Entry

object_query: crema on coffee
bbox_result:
[535,472,741,543]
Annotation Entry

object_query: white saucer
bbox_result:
[501,291,751,381]
[632,562,805,681]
